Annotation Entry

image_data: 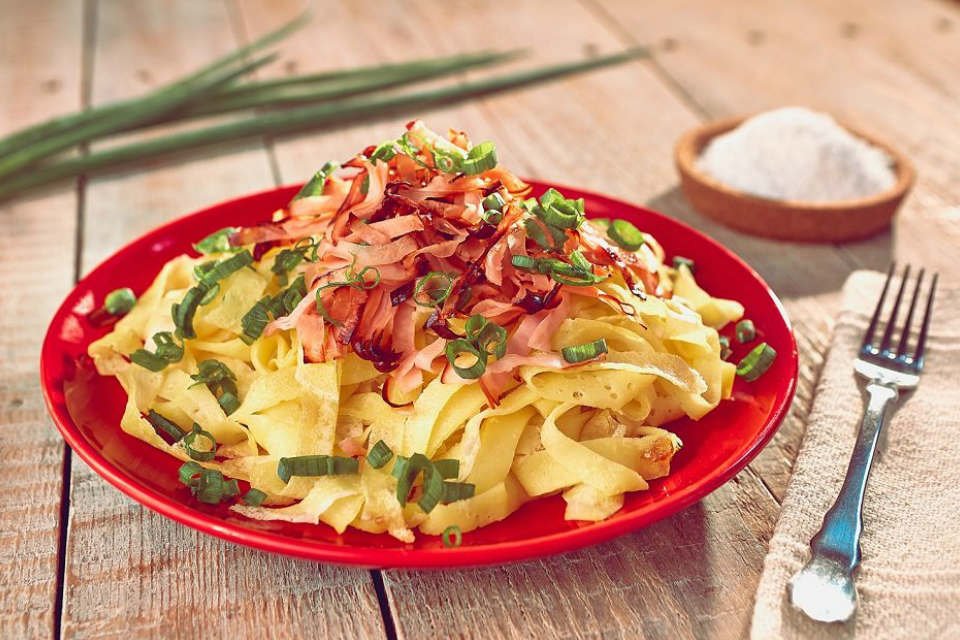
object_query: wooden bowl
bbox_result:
[674,115,915,242]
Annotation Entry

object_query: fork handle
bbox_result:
[809,381,898,572]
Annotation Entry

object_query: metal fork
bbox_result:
[789,264,938,623]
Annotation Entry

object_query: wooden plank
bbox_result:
[61,2,384,638]
[589,0,960,272]
[236,1,790,638]
[0,1,83,637]
[586,0,960,501]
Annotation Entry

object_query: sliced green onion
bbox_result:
[471,320,507,359]
[366,440,394,469]
[241,296,272,342]
[481,192,505,212]
[393,453,430,503]
[735,319,756,344]
[104,288,136,315]
[719,335,733,360]
[183,423,217,461]
[271,248,306,284]
[413,271,456,307]
[130,331,184,371]
[433,459,460,480]
[561,338,608,364]
[199,283,220,305]
[607,219,645,251]
[442,525,463,548]
[172,286,208,339]
[432,149,460,173]
[369,142,397,163]
[192,468,240,504]
[481,208,503,225]
[146,409,185,440]
[178,460,239,504]
[217,391,240,416]
[510,254,537,271]
[590,217,611,230]
[242,488,267,507]
[736,342,777,382]
[190,359,236,386]
[178,461,203,485]
[461,141,497,175]
[417,465,446,513]
[442,482,476,504]
[197,250,254,287]
[277,455,359,483]
[293,161,338,200]
[193,227,238,255]
[523,217,566,250]
[672,256,695,273]
[445,339,487,379]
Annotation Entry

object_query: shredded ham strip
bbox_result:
[234,120,662,404]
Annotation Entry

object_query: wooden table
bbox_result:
[2,1,958,637]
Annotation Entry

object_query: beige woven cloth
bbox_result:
[750,271,960,639]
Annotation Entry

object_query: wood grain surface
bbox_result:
[1,0,957,638]
[0,2,83,637]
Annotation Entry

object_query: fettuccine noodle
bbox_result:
[88,122,744,542]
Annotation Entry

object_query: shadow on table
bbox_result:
[644,186,894,299]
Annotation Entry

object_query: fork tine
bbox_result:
[896,268,925,357]
[862,262,895,351]
[912,272,938,370]
[879,264,911,354]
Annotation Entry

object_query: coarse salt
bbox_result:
[696,107,896,203]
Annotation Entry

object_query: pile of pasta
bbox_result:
[88,123,744,542]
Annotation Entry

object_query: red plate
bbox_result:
[41,181,797,568]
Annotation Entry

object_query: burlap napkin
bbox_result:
[750,271,960,639]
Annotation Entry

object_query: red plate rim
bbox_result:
[41,180,798,569]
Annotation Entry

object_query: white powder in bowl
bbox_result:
[696,107,897,203]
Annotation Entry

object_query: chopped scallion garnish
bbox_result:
[277,455,359,483]
[293,161,338,200]
[481,192,504,212]
[190,360,240,416]
[607,219,645,251]
[460,141,498,175]
[366,440,394,469]
[442,482,476,504]
[672,256,696,273]
[242,488,267,506]
[193,227,239,255]
[445,339,487,379]
[146,409,185,441]
[182,423,217,461]
[130,331,183,371]
[719,335,732,360]
[104,287,137,315]
[735,319,756,344]
[177,462,238,505]
[413,271,456,307]
[736,342,777,381]
[442,525,463,548]
[561,338,609,364]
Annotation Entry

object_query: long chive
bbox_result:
[0,53,283,182]
[0,11,311,159]
[178,50,524,120]
[0,48,647,201]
